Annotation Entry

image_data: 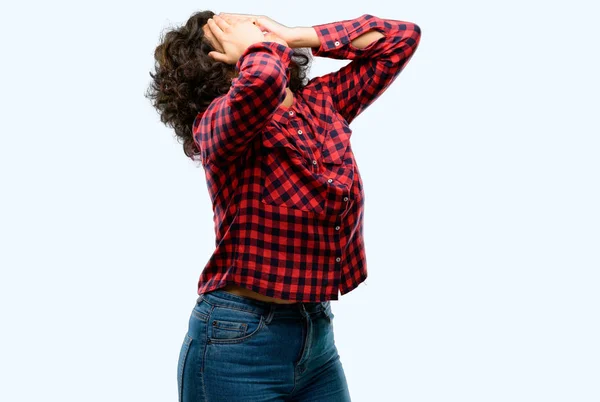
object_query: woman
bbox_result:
[147,9,421,401]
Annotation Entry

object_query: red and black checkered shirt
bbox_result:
[192,14,421,301]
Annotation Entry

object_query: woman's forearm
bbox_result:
[288,27,320,48]
[289,25,384,50]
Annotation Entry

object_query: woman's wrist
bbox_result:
[287,27,320,49]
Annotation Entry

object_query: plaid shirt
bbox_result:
[192,14,421,301]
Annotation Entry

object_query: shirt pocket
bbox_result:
[260,126,328,215]
[321,113,353,166]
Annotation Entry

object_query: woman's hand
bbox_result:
[206,15,266,64]
[219,13,296,46]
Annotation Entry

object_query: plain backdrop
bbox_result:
[1,0,598,401]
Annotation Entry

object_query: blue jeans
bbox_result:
[177,289,352,401]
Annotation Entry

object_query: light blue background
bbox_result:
[1,0,598,401]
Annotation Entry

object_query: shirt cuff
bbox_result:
[236,41,295,73]
[311,14,383,57]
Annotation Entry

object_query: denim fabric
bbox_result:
[177,289,351,401]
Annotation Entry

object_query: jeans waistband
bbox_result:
[198,289,330,316]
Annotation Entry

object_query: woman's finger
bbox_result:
[220,15,248,27]
[220,13,267,29]
[212,15,231,32]
[206,18,225,41]
[220,12,259,20]
[222,14,260,31]
[208,51,226,63]
[219,13,250,24]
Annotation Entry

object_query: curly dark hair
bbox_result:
[145,10,313,161]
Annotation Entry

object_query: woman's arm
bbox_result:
[291,14,421,125]
[193,41,294,166]
[289,25,384,50]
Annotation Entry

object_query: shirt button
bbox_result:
[327,178,333,183]
[335,226,340,230]
[343,197,349,201]
[288,111,294,116]
[336,257,341,262]
[297,129,303,135]
[334,41,340,46]
[312,160,317,165]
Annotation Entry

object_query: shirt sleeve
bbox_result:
[310,14,421,125]
[193,41,295,166]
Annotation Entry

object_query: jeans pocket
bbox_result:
[192,297,211,322]
[208,305,266,344]
[177,333,193,402]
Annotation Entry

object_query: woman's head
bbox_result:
[145,10,312,160]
